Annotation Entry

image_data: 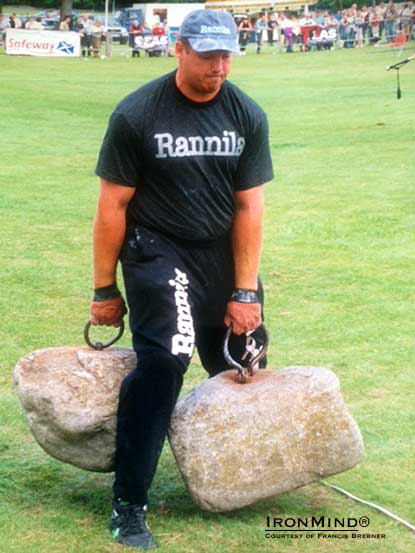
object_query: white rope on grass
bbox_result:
[321,480,415,533]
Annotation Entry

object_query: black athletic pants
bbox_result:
[113,225,265,505]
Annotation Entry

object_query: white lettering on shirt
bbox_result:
[154,131,245,159]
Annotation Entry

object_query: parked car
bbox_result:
[35,10,60,19]
[40,12,80,31]
[42,17,60,31]
[115,8,143,30]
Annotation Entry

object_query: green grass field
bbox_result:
[1,43,414,553]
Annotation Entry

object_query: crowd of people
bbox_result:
[1,2,414,56]
[73,16,105,58]
[0,11,169,57]
[236,1,415,53]
[128,20,167,57]
[0,12,106,56]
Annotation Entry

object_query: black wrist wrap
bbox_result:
[230,288,259,303]
[93,283,121,302]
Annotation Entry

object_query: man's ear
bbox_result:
[175,39,185,59]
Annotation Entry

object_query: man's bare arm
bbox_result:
[90,179,135,325]
[93,179,136,288]
[224,185,264,335]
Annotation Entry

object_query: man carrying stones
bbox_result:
[90,9,273,549]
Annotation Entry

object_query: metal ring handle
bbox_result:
[83,319,125,350]
[248,324,269,368]
[223,323,269,372]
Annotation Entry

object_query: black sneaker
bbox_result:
[110,502,157,549]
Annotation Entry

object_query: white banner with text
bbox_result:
[6,28,80,57]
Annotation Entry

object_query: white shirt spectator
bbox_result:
[30,18,44,30]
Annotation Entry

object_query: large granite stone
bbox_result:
[14,351,364,510]
[168,367,364,512]
[13,347,137,472]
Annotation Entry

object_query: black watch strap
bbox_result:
[230,288,259,303]
[93,283,121,302]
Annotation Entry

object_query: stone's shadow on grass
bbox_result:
[3,446,328,524]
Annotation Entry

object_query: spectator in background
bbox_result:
[354,10,365,47]
[150,22,166,57]
[152,22,165,36]
[283,25,294,52]
[91,18,103,57]
[25,17,43,31]
[338,11,346,42]
[255,13,267,53]
[369,7,381,43]
[291,15,301,50]
[141,21,152,34]
[279,15,295,52]
[344,9,356,48]
[384,1,398,42]
[376,2,387,37]
[361,6,370,42]
[30,17,44,30]
[299,12,314,51]
[238,16,252,54]
[278,12,290,49]
[129,20,143,58]
[267,13,276,46]
[301,13,315,26]
[400,2,414,35]
[334,10,343,23]
[328,14,340,30]
[25,17,34,29]
[322,10,331,26]
[287,17,297,52]
[59,16,72,32]
[129,20,143,35]
[272,13,281,46]
[0,14,7,46]
[13,13,23,28]
[75,16,92,57]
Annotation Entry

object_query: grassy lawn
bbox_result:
[1,42,414,552]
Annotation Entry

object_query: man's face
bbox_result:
[176,41,232,98]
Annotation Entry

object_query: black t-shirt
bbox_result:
[96,70,274,242]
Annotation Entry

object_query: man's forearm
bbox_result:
[93,201,127,289]
[90,181,135,326]
[224,187,264,334]
[93,211,126,288]
[231,193,264,291]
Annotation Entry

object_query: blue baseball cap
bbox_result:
[178,9,240,54]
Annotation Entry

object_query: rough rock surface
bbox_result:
[14,352,364,508]
[13,347,137,472]
[168,366,364,512]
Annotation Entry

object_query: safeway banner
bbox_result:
[6,29,80,57]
